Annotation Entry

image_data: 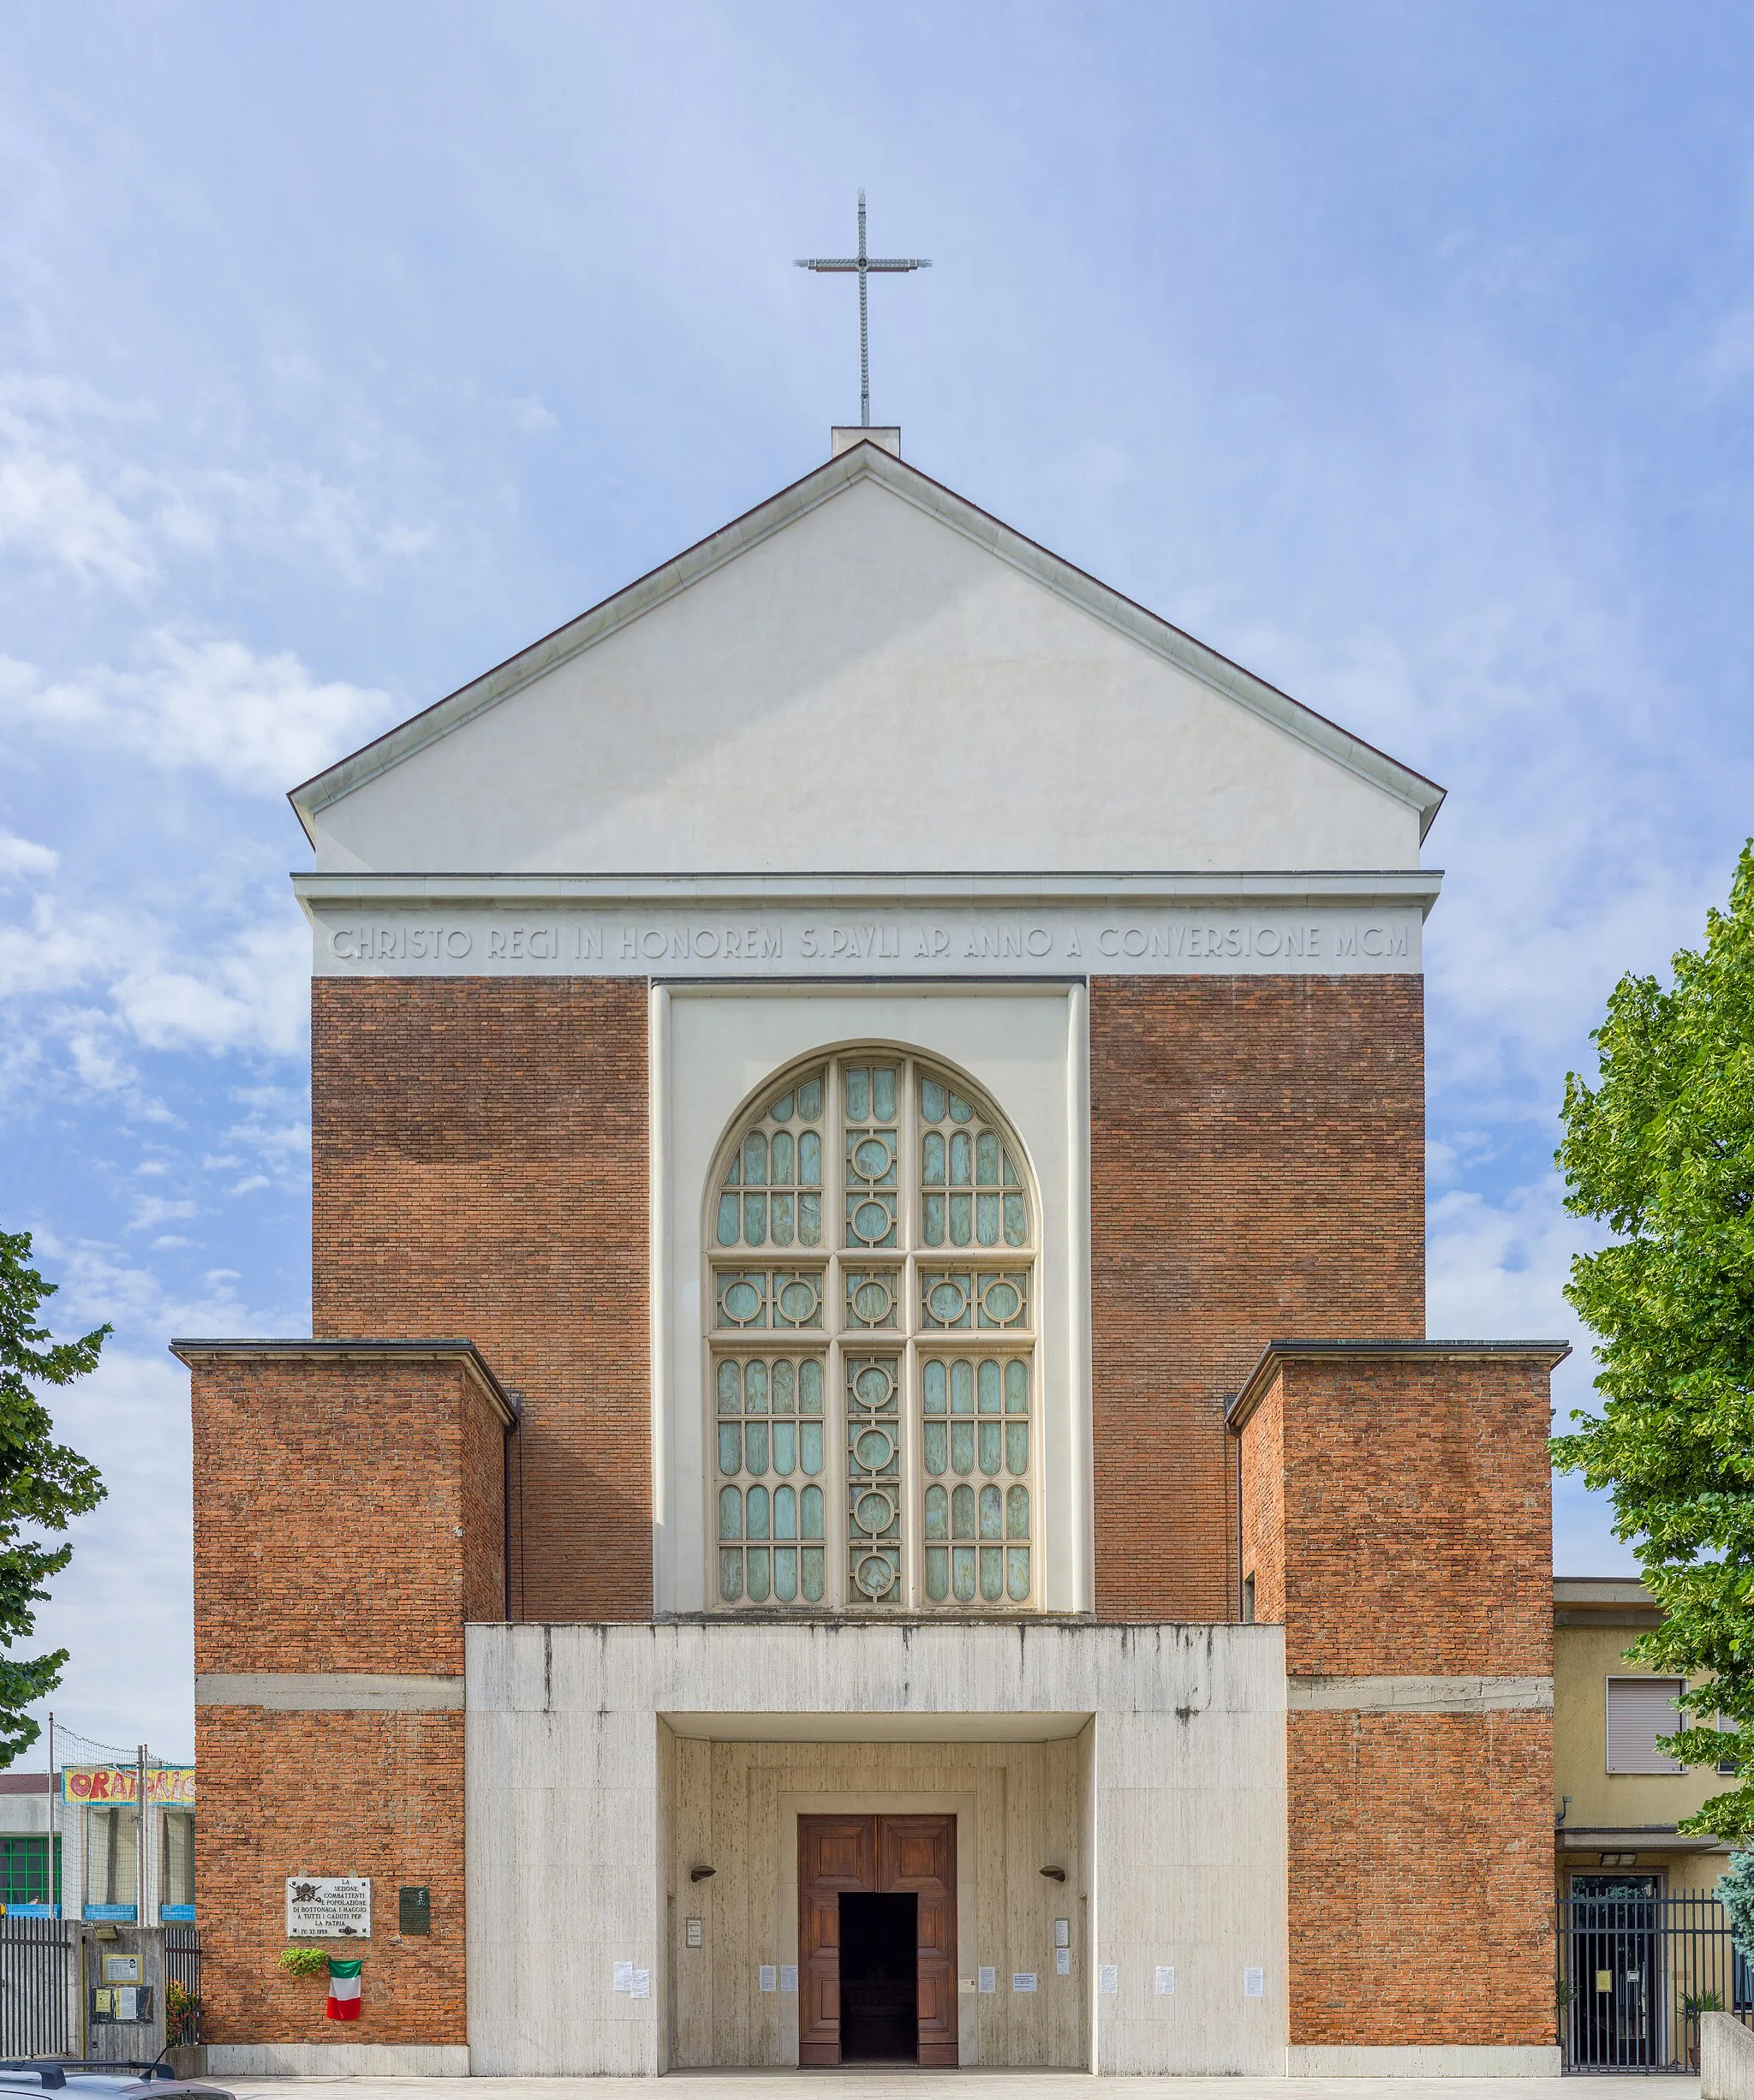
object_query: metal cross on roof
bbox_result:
[796,190,930,429]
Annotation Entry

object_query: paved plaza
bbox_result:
[225,2076,1701,2100]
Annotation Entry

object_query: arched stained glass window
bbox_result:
[707,1053,1037,1614]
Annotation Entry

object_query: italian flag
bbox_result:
[325,1958,362,2022]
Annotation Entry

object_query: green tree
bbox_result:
[1552,844,1754,1839]
[1721,1852,1754,1957]
[0,1230,108,1763]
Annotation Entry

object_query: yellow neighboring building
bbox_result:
[1554,1577,1735,1896]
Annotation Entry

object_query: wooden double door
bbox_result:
[798,1813,958,2066]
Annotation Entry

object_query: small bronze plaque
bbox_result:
[398,1884,431,1935]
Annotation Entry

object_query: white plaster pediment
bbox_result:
[294,448,1441,876]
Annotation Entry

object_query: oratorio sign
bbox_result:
[286,1876,371,1938]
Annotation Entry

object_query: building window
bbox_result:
[161,1808,195,1915]
[85,1805,139,1912]
[1241,1573,1256,1624]
[0,1835,58,1907]
[1605,1676,1685,1774]
[709,1053,1037,1612]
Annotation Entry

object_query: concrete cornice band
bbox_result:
[1288,1673,1554,1715]
[194,1673,463,1711]
[169,1335,519,1426]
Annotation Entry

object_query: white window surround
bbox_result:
[650,983,1090,1617]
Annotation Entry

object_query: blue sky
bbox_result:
[3,3,1752,1759]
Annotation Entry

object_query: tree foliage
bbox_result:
[1721,1852,1754,1957]
[1552,844,1754,1839]
[0,1231,108,1764]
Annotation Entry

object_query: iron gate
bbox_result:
[0,1915,74,2059]
[164,1924,201,2046]
[1559,1893,1754,2070]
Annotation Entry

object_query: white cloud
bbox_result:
[15,631,393,796]
[0,441,149,588]
[0,831,58,880]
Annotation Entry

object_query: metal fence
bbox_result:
[1559,1894,1754,2070]
[0,1915,73,2060]
[164,1924,201,2046]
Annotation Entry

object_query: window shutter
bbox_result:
[1606,1676,1685,1773]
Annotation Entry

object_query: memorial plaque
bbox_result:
[286,1876,372,1938]
[397,1885,430,1935]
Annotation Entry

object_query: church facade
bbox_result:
[177,431,1566,2078]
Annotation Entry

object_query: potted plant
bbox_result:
[1682,1989,1722,2068]
[278,1947,330,1979]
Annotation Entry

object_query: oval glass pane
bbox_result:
[852,1136,892,1181]
[718,1485,743,1539]
[801,1545,826,1602]
[743,1194,767,1244]
[920,1077,947,1123]
[949,1195,972,1245]
[1007,1545,1030,1602]
[716,1194,741,1245]
[872,1067,897,1120]
[798,1130,821,1186]
[980,1545,1003,1602]
[852,1279,892,1325]
[844,1067,869,1120]
[719,1549,743,1602]
[773,1547,798,1602]
[1006,1422,1029,1476]
[746,1548,771,1602]
[717,1359,741,1412]
[743,1133,767,1185]
[773,1359,795,1414]
[769,1092,794,1125]
[979,1483,1003,1539]
[1004,1193,1028,1246]
[922,1131,946,1185]
[949,1091,974,1124]
[801,1484,824,1538]
[799,1359,823,1414]
[923,1422,947,1476]
[799,1192,822,1245]
[982,1280,1021,1324]
[922,1194,946,1245]
[778,1279,818,1324]
[717,1424,742,1477]
[952,1545,976,1601]
[976,1193,999,1245]
[1005,1359,1029,1412]
[770,1131,794,1183]
[951,1359,974,1414]
[950,1132,972,1186]
[979,1422,1001,1476]
[1007,1484,1029,1539]
[721,1280,761,1325]
[744,1361,768,1414]
[796,1075,822,1120]
[851,1198,891,1244]
[952,1420,975,1477]
[976,1131,1000,1184]
[745,1423,769,1477]
[800,1421,824,1476]
[855,1552,892,1599]
[853,1364,893,1408]
[925,1545,949,1602]
[773,1422,796,1476]
[774,1484,797,1540]
[925,1485,949,1539]
[746,1486,771,1540]
[923,1359,946,1414]
[771,1194,794,1246]
[978,1359,1001,1414]
[928,1280,967,1324]
[952,1483,975,1538]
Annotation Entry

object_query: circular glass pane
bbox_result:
[722,1280,761,1323]
[928,1280,968,1323]
[852,1280,892,1322]
[855,1489,895,1536]
[852,1137,892,1180]
[981,1280,1021,1322]
[851,1198,891,1243]
[854,1428,894,1471]
[855,1553,895,1597]
[778,1279,818,1322]
[853,1364,895,1408]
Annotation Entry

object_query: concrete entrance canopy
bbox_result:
[463,1620,1287,2078]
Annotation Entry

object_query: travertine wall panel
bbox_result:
[1089,975,1424,1622]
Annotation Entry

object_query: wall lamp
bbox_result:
[689,1866,717,1882]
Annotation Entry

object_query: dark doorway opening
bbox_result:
[838,1892,918,2062]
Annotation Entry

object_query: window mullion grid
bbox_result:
[900,1054,919,1612]
[826,1056,845,1613]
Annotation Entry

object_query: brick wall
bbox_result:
[188,1347,504,2048]
[1238,1349,1558,2049]
[311,976,648,1620]
[1089,977,1425,1621]
[195,1706,466,2048]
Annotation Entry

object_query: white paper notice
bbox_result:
[780,1966,798,1993]
[978,1967,997,1994]
[1155,1965,1176,1996]
[629,1969,651,2000]
[613,1961,634,1994]
[1012,1972,1038,1993]
[1055,1948,1071,1976]
[759,1965,778,1993]
[1098,1964,1119,1996]
[1244,1966,1265,1998]
[116,1988,138,2022]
